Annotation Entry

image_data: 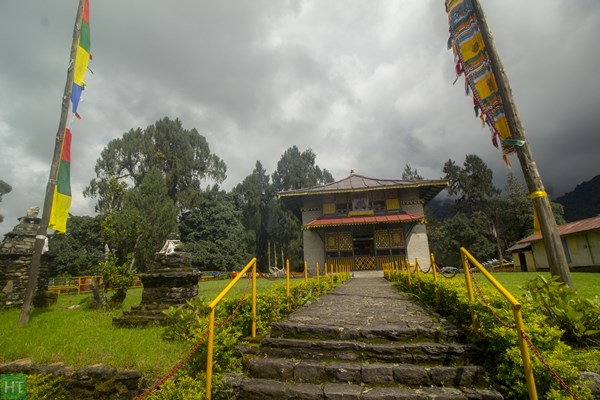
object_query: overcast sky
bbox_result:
[1,0,599,235]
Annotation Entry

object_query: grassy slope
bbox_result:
[0,278,283,379]
[473,271,599,298]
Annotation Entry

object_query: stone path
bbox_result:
[228,272,503,399]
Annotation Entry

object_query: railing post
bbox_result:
[461,249,479,334]
[513,306,538,400]
[430,253,440,306]
[430,253,438,282]
[252,259,257,338]
[206,308,216,399]
[286,259,290,310]
[304,261,308,282]
[330,263,334,287]
[316,262,320,284]
[405,257,412,288]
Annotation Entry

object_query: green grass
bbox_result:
[0,278,285,379]
[471,271,599,298]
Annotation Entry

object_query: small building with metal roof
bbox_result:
[508,215,600,272]
[278,172,448,274]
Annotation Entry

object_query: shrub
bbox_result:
[26,374,66,400]
[385,270,594,400]
[523,275,600,347]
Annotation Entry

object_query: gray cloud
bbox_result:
[1,0,599,235]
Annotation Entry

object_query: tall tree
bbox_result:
[497,173,565,250]
[0,179,12,224]
[232,161,272,269]
[179,186,250,271]
[402,164,424,180]
[48,215,105,276]
[443,154,500,214]
[85,117,226,212]
[271,146,334,192]
[103,168,179,271]
[270,146,334,270]
[429,155,501,265]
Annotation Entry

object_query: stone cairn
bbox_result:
[113,233,199,328]
[0,207,52,310]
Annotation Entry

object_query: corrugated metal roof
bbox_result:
[305,212,423,230]
[518,215,600,244]
[279,173,448,195]
[278,173,449,212]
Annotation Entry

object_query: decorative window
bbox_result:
[390,229,404,248]
[375,230,390,249]
[325,232,338,251]
[339,231,353,251]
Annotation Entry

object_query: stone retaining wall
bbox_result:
[0,359,142,399]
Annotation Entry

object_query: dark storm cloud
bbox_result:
[1,0,599,235]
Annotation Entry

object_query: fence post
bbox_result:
[206,308,216,399]
[330,262,334,287]
[304,261,308,282]
[286,259,290,310]
[461,250,479,334]
[430,253,438,282]
[316,262,320,284]
[252,259,257,338]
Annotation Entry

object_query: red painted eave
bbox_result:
[305,213,424,230]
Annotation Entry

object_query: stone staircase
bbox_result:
[226,276,503,399]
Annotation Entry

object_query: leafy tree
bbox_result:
[428,211,497,267]
[268,146,334,269]
[429,155,501,265]
[443,154,500,215]
[48,215,105,277]
[497,173,565,251]
[232,161,273,270]
[179,186,250,271]
[271,146,334,192]
[401,164,424,180]
[0,179,12,224]
[103,169,179,272]
[85,117,226,212]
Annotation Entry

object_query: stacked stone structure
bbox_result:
[0,210,51,309]
[113,234,199,328]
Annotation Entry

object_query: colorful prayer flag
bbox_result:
[49,129,72,233]
[445,0,515,165]
[71,0,91,118]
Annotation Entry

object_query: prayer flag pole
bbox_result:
[470,0,573,288]
[19,0,86,325]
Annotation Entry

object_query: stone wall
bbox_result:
[0,216,50,309]
[0,359,142,399]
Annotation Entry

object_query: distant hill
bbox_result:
[555,175,600,222]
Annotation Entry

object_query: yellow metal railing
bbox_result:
[460,247,537,400]
[206,258,257,399]
[384,250,538,400]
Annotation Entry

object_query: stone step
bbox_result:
[230,377,503,400]
[257,338,476,365]
[270,321,463,343]
[245,357,488,388]
[121,308,168,317]
[111,315,166,328]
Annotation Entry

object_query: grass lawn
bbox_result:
[473,271,600,298]
[0,277,285,379]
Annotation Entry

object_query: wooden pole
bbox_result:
[471,0,573,288]
[19,0,86,325]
